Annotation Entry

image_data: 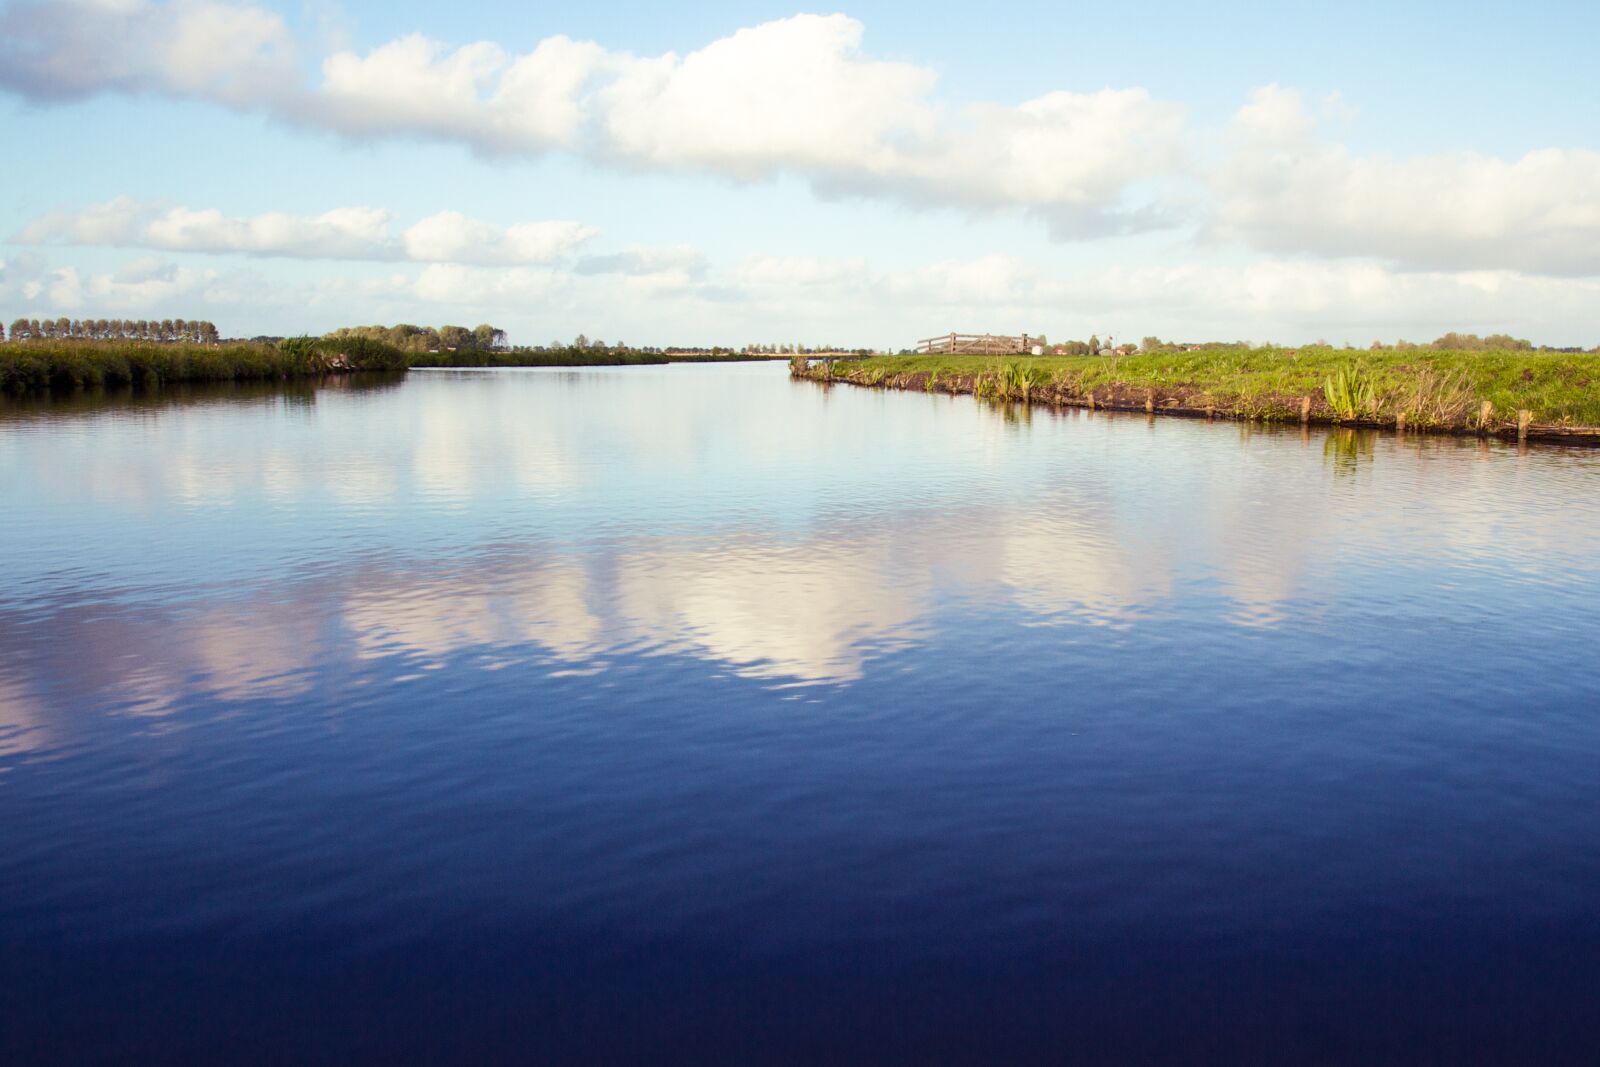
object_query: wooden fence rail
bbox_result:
[916,332,1035,355]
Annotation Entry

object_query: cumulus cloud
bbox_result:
[0,0,296,105]
[0,3,1185,236]
[597,15,935,177]
[815,88,1189,238]
[15,197,598,265]
[313,33,608,151]
[1212,85,1600,276]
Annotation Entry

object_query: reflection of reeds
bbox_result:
[1323,427,1375,476]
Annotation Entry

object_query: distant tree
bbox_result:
[10,319,28,341]
[573,333,589,349]
[55,317,71,339]
[1141,336,1163,352]
[471,323,505,350]
[1087,334,1101,352]
[200,321,220,344]
[438,325,472,350]
[158,319,174,342]
[1483,333,1533,351]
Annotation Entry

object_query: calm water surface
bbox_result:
[3,364,1599,1063]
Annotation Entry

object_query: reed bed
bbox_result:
[1,337,408,393]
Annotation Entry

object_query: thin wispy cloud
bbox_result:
[14,197,598,265]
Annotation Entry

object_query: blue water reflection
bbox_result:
[3,364,1599,1063]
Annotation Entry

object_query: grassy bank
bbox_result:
[793,347,1600,438]
[0,337,408,393]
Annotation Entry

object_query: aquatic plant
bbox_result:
[1323,364,1376,421]
[1000,361,1031,402]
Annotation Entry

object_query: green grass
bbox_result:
[796,346,1600,429]
[1,337,408,393]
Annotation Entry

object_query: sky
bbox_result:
[1,0,1597,348]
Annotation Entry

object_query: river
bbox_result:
[3,363,1598,1063]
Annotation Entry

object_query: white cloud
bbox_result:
[402,212,597,266]
[0,0,295,105]
[5,6,1598,271]
[598,15,936,177]
[0,254,217,312]
[1213,86,1600,276]
[733,256,870,289]
[143,205,394,259]
[0,4,1185,236]
[16,197,597,265]
[315,33,607,152]
[411,263,570,305]
[816,87,1189,237]
[8,246,1598,347]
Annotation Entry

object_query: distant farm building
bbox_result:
[917,332,1042,355]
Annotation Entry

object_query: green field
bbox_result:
[795,347,1600,432]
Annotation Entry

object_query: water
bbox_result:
[3,364,1599,1064]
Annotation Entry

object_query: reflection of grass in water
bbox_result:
[1323,427,1375,476]
[988,400,1032,427]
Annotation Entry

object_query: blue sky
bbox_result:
[2,0,1597,346]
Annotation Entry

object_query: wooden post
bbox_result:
[1088,392,1096,410]
[1480,399,1494,431]
[1395,411,1406,432]
[1205,405,1214,420]
[1145,390,1154,414]
[1300,396,1311,423]
[1518,409,1532,442]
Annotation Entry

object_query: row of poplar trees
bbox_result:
[4,318,222,344]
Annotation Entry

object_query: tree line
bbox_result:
[5,318,221,344]
[327,323,508,354]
